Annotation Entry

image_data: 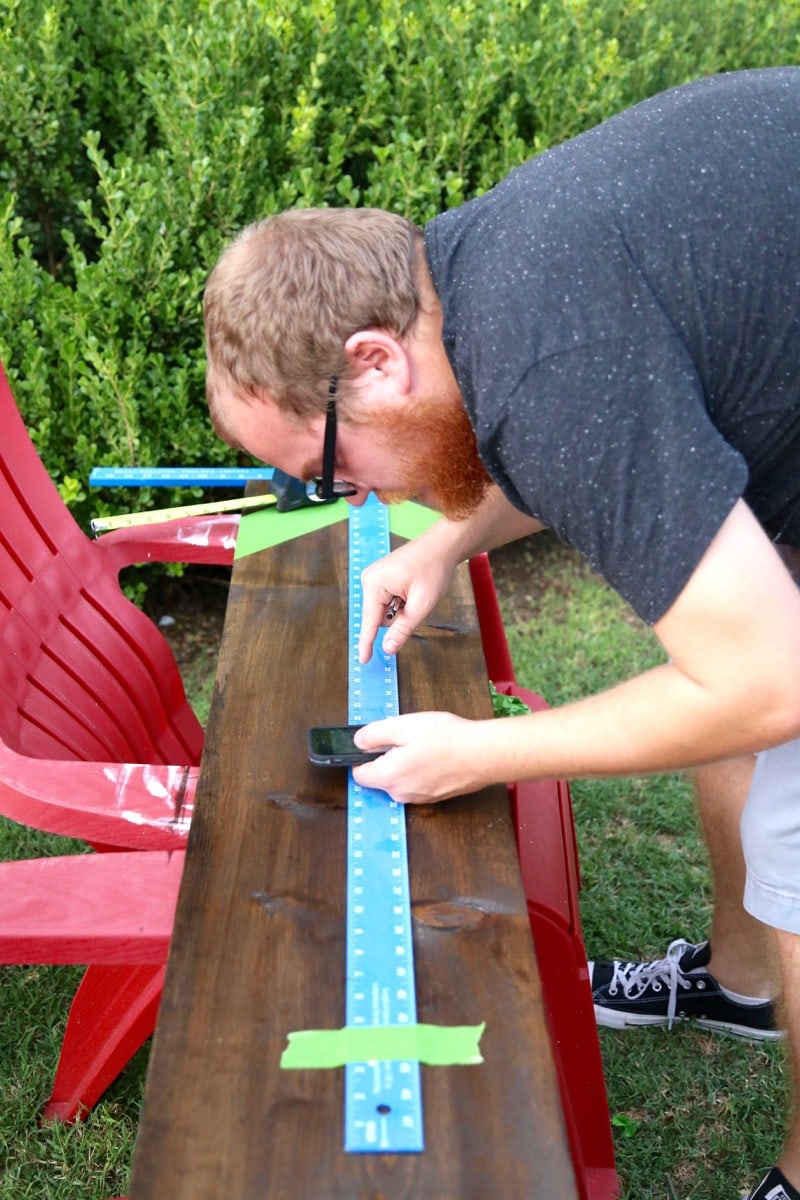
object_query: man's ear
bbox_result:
[343,329,411,399]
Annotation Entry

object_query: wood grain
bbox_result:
[127,520,578,1199]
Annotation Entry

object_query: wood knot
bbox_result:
[412,898,490,931]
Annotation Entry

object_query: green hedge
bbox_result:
[2,0,799,532]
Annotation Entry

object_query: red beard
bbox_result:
[372,399,493,521]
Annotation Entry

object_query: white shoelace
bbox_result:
[608,938,698,1029]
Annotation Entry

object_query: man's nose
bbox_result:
[344,487,371,507]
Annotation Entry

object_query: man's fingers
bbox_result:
[353,719,394,750]
[360,599,419,661]
[382,615,416,656]
[357,615,380,664]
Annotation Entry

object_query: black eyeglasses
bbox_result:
[311,376,359,502]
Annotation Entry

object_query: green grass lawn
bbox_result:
[0,537,787,1199]
[0,867,147,1199]
[493,533,787,1200]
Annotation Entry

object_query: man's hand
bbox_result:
[352,712,494,803]
[356,501,800,800]
[357,538,457,662]
[357,487,545,663]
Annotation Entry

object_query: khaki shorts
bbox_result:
[742,738,800,935]
[740,542,800,935]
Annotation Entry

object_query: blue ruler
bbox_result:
[344,496,424,1153]
[89,466,274,487]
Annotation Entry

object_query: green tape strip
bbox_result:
[234,501,347,558]
[280,1021,485,1069]
[388,502,440,540]
[234,498,440,559]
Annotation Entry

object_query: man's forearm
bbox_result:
[423,484,544,566]
[473,661,775,788]
[353,658,787,806]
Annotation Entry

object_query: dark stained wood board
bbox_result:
[127,519,579,1200]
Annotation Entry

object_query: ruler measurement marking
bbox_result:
[344,497,423,1153]
[89,466,274,487]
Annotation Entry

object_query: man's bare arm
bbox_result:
[358,485,543,662]
[354,501,800,801]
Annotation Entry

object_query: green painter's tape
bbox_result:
[234,501,347,558]
[280,1021,485,1069]
[388,502,440,540]
[234,498,440,559]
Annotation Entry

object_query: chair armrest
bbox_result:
[95,513,239,570]
[468,553,516,684]
[497,683,584,938]
[0,849,183,964]
[0,742,195,850]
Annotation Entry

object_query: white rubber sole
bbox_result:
[593,1004,784,1041]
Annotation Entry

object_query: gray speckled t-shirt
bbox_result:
[424,68,800,623]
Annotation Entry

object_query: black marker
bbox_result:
[385,595,404,621]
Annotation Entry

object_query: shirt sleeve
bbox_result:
[480,332,749,624]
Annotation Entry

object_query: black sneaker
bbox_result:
[745,1167,800,1199]
[588,939,781,1041]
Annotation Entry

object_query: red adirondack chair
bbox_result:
[0,360,237,1120]
[2,360,615,1196]
[469,554,618,1199]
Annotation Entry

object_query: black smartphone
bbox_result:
[307,724,388,766]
